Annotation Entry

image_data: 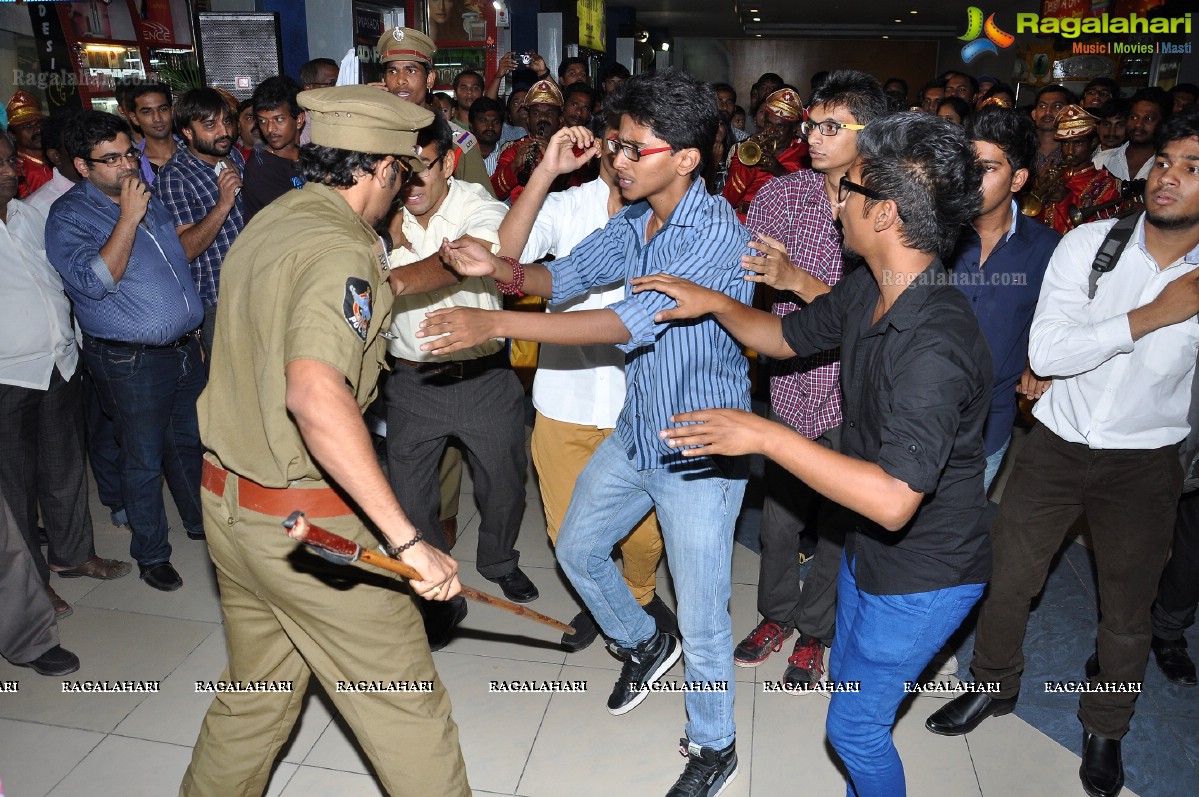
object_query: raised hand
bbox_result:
[118,174,151,224]
[539,126,600,176]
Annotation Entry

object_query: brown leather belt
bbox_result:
[201,459,354,518]
[392,349,508,379]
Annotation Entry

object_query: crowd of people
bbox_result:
[2,28,1198,797]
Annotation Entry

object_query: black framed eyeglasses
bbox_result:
[837,175,887,204]
[87,148,141,167]
[414,152,447,175]
[605,137,673,162]
[801,119,866,137]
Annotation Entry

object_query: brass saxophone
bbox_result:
[1019,163,1064,217]
[1067,179,1145,226]
[736,133,779,167]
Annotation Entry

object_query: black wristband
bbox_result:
[383,531,423,558]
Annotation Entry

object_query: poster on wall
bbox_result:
[425,0,487,44]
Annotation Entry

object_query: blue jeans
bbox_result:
[982,436,1010,494]
[826,554,984,797]
[556,435,748,750]
[82,337,206,566]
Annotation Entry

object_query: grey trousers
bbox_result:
[757,419,845,644]
[384,356,527,579]
[0,365,95,583]
[0,490,59,665]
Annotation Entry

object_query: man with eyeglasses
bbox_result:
[381,115,535,649]
[46,111,205,593]
[156,88,246,358]
[182,85,470,797]
[420,69,755,797]
[731,70,888,693]
[722,87,807,219]
[1081,77,1119,111]
[628,110,991,797]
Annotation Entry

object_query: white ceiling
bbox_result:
[621,0,1024,40]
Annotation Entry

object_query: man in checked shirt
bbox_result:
[732,70,889,691]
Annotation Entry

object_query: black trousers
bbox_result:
[384,357,526,579]
[1151,489,1199,641]
[757,416,844,643]
[971,423,1181,738]
[0,365,95,583]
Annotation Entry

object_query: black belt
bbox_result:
[86,330,199,351]
[393,349,508,379]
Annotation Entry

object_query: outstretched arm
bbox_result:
[660,409,923,532]
[439,237,554,298]
[629,273,796,359]
[416,307,629,356]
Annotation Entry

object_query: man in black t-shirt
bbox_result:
[632,112,991,796]
[243,76,306,222]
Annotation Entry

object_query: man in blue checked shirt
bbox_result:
[417,70,752,797]
[47,111,205,594]
[156,88,246,358]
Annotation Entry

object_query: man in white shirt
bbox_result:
[0,133,131,619]
[496,120,675,651]
[927,109,1199,797]
[383,116,535,648]
[1093,88,1172,182]
[25,109,82,215]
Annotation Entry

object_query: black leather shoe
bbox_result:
[562,609,600,652]
[488,567,538,603]
[423,595,468,652]
[186,528,206,541]
[1152,636,1197,686]
[1081,732,1124,797]
[16,645,80,676]
[925,691,1018,736]
[139,562,183,591]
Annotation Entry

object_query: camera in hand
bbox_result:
[516,52,534,66]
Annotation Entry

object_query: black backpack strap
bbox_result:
[1088,212,1142,300]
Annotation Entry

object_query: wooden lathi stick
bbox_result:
[284,512,574,634]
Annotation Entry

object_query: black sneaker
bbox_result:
[782,634,826,692]
[733,618,792,667]
[666,738,738,797]
[606,630,680,715]
[644,594,679,637]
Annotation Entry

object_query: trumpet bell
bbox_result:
[737,139,763,166]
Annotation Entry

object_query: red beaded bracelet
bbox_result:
[496,256,526,296]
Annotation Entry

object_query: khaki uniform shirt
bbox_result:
[387,178,507,362]
[199,183,393,487]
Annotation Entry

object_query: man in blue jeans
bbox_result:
[417,69,753,797]
[633,112,992,797]
[47,111,205,593]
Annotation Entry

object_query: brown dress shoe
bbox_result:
[441,516,458,549]
[46,586,73,618]
[51,556,133,580]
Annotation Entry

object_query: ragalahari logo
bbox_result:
[959,7,1015,63]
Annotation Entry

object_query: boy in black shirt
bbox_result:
[243,76,306,222]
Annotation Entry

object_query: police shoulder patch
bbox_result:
[343,278,372,342]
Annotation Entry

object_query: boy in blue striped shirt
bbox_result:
[421,69,753,797]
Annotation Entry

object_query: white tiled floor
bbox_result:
[0,449,1138,797]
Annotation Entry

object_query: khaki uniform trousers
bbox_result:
[531,412,663,604]
[180,475,469,797]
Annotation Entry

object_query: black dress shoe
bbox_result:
[644,595,679,637]
[16,645,80,676]
[186,528,206,541]
[423,596,468,652]
[139,562,183,591]
[925,691,1018,736]
[488,567,538,603]
[1081,732,1124,797]
[562,609,600,652]
[1152,636,1197,686]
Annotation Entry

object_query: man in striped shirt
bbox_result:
[420,69,752,797]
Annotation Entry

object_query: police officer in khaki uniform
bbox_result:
[376,26,496,197]
[180,85,470,797]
